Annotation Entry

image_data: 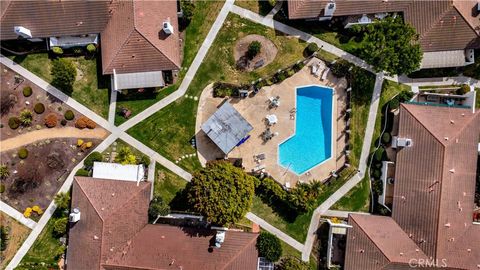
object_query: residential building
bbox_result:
[287,0,480,68]
[66,176,259,270]
[0,0,181,90]
[343,103,480,269]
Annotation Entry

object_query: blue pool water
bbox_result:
[279,85,333,174]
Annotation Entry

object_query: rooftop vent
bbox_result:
[324,2,336,17]
[163,21,174,35]
[14,26,32,38]
[69,208,81,223]
[214,231,226,248]
[393,137,413,148]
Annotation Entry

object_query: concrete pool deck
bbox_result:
[196,58,348,186]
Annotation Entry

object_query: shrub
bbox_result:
[54,192,71,211]
[53,217,68,236]
[18,148,28,159]
[276,257,310,270]
[22,86,32,97]
[32,205,43,214]
[397,91,414,102]
[1,91,17,115]
[19,109,33,126]
[34,103,45,114]
[256,232,282,262]
[148,196,171,221]
[75,116,95,129]
[247,41,262,60]
[305,42,319,56]
[23,207,32,218]
[381,132,391,144]
[8,117,20,129]
[72,47,83,54]
[292,62,305,72]
[64,110,74,120]
[331,59,352,77]
[75,168,90,177]
[0,184,5,193]
[44,113,58,128]
[77,139,84,146]
[84,151,103,168]
[456,84,470,95]
[374,147,385,161]
[86,44,96,53]
[0,165,8,179]
[372,169,382,179]
[115,147,137,165]
[140,154,151,166]
[86,119,96,129]
[60,119,67,126]
[52,46,63,55]
[51,58,76,95]
[276,72,286,82]
[180,0,195,22]
[388,98,400,110]
[0,226,7,251]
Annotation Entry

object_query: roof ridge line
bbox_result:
[452,4,480,36]
[134,26,180,69]
[418,4,457,41]
[104,181,150,221]
[401,104,447,147]
[75,177,106,222]
[103,27,137,73]
[220,231,259,270]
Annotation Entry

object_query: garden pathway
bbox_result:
[0,127,110,152]
[0,201,37,229]
[322,210,371,218]
[118,0,236,132]
[108,88,117,125]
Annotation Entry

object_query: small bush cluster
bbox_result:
[84,151,103,168]
[0,184,5,193]
[64,110,75,120]
[44,113,58,128]
[180,0,195,23]
[247,41,262,60]
[331,59,352,78]
[53,217,68,236]
[19,109,33,126]
[75,168,90,177]
[86,44,96,53]
[148,195,171,221]
[8,116,20,129]
[18,148,28,159]
[305,42,319,56]
[22,86,32,97]
[52,46,63,55]
[256,232,282,262]
[456,84,470,95]
[75,116,96,129]
[34,103,45,114]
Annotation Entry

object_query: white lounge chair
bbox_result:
[321,67,330,81]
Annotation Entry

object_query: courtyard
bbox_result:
[196,57,348,185]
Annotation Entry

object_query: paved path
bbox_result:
[245,212,304,252]
[118,0,235,132]
[322,210,371,218]
[5,134,117,270]
[230,5,375,73]
[301,73,384,261]
[0,202,37,229]
[108,88,117,125]
[0,127,110,152]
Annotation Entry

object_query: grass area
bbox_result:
[154,163,187,205]
[418,85,458,89]
[0,213,31,269]
[128,13,306,172]
[10,54,109,118]
[114,1,224,125]
[331,175,370,212]
[250,167,357,242]
[234,0,274,16]
[476,88,480,109]
[18,209,65,269]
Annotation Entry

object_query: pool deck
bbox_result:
[196,58,348,186]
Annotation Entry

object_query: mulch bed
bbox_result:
[234,34,278,71]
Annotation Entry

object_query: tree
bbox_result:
[84,151,103,168]
[180,0,195,23]
[0,226,8,251]
[247,41,262,60]
[0,164,9,179]
[115,147,137,165]
[256,232,282,262]
[148,196,170,221]
[53,217,68,236]
[276,257,310,270]
[186,161,255,225]
[54,192,71,211]
[51,58,77,94]
[358,16,422,75]
[19,109,33,126]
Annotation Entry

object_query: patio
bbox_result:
[196,58,348,186]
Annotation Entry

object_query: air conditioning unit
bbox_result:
[163,21,174,35]
[214,231,226,248]
[14,26,32,38]
[324,2,336,17]
[69,208,81,223]
[393,137,413,148]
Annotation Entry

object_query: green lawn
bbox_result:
[476,88,480,109]
[10,54,110,118]
[331,175,370,212]
[250,167,357,242]
[154,163,187,205]
[128,13,306,172]
[114,1,225,125]
[234,0,275,16]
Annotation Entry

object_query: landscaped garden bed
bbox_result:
[0,212,31,269]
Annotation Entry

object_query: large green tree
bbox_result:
[357,16,422,75]
[51,58,77,95]
[187,161,255,225]
[256,232,282,262]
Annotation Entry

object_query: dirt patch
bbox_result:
[0,64,88,140]
[233,34,277,71]
[1,138,102,212]
[0,212,31,269]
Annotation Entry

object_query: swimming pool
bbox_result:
[279,85,333,175]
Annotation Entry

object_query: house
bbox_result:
[66,176,260,270]
[287,0,480,69]
[0,0,181,90]
[342,103,480,269]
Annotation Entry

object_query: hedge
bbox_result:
[23,86,32,97]
[84,152,103,168]
[374,147,385,161]
[8,117,20,129]
[75,168,90,177]
[34,103,45,114]
[381,132,391,144]
[64,110,75,121]
[305,43,319,56]
[18,148,28,159]
[256,232,282,262]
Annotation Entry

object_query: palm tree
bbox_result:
[54,192,71,211]
[0,165,9,179]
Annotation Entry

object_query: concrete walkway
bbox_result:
[108,89,117,125]
[245,212,304,252]
[301,73,384,261]
[322,210,371,218]
[0,127,110,152]
[118,0,235,132]
[0,202,37,230]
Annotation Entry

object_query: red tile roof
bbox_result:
[67,177,259,270]
[287,0,480,52]
[344,104,480,270]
